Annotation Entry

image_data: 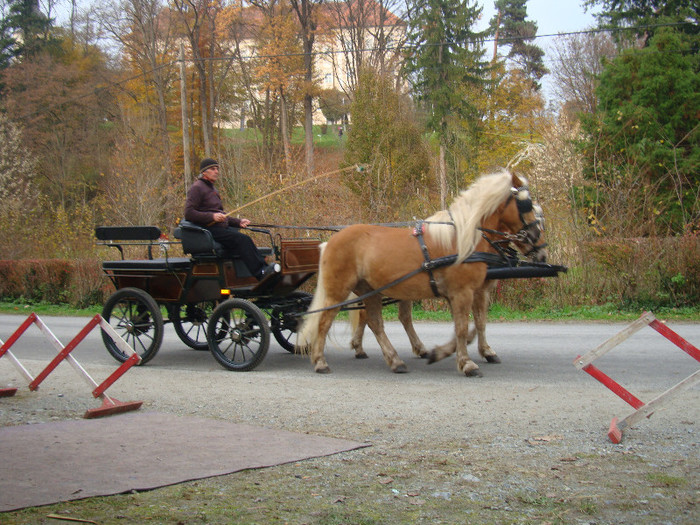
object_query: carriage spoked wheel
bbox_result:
[171,301,218,351]
[269,291,313,353]
[101,287,164,364]
[207,298,270,371]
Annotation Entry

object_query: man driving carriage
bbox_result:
[185,158,275,280]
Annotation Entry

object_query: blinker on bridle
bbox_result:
[479,186,547,257]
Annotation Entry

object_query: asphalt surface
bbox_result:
[1,313,698,390]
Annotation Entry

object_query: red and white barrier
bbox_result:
[0,313,143,418]
[574,311,700,443]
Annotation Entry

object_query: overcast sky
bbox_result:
[477,0,602,104]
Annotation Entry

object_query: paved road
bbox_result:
[1,313,698,391]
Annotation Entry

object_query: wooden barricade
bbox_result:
[0,313,143,418]
[574,311,700,443]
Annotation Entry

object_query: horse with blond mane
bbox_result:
[348,203,546,365]
[297,170,547,376]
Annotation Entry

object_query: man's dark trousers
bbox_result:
[209,227,265,276]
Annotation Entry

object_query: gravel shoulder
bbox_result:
[1,320,698,524]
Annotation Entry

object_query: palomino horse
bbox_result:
[297,170,547,376]
[349,273,499,361]
[348,203,546,364]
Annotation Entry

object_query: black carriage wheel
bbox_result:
[101,287,164,365]
[270,291,313,352]
[207,298,270,371]
[171,301,218,351]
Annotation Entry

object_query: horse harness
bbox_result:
[299,185,547,315]
[412,186,545,297]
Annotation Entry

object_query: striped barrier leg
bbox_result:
[0,313,143,418]
[575,311,700,443]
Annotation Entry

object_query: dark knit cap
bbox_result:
[199,158,219,173]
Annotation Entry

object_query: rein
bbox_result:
[298,251,513,317]
[298,184,548,318]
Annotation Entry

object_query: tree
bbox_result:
[318,88,350,123]
[584,0,699,44]
[173,0,230,157]
[403,0,488,207]
[290,0,323,178]
[344,66,430,219]
[550,31,617,115]
[253,0,306,174]
[475,64,545,173]
[0,0,53,68]
[324,0,407,96]
[1,43,116,210]
[99,0,178,189]
[489,0,547,89]
[580,28,700,234]
[0,112,35,205]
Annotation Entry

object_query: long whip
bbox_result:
[221,164,359,219]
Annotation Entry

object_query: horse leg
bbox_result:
[364,296,408,373]
[450,292,481,377]
[398,301,428,358]
[348,303,370,359]
[309,308,341,373]
[473,281,500,363]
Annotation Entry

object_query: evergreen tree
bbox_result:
[584,0,699,45]
[0,0,52,68]
[403,0,488,206]
[490,0,547,89]
[580,28,699,234]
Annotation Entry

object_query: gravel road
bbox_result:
[1,317,698,523]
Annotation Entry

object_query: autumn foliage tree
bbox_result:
[252,0,306,173]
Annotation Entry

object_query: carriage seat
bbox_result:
[174,220,272,259]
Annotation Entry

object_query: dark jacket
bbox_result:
[184,178,242,228]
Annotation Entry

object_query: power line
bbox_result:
[11,20,694,122]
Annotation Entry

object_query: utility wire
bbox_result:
[11,20,694,122]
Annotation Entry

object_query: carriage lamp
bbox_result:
[220,289,231,296]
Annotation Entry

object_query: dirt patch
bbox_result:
[1,346,698,524]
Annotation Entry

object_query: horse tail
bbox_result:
[347,293,361,333]
[296,242,328,354]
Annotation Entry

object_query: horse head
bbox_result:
[496,173,547,263]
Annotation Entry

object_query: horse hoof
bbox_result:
[355,352,369,359]
[418,351,429,359]
[393,364,408,374]
[464,368,483,378]
[485,355,501,364]
[315,366,332,374]
[426,351,437,364]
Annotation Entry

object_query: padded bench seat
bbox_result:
[174,220,273,259]
[102,257,193,272]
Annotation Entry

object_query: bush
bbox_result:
[491,233,700,311]
[0,259,108,307]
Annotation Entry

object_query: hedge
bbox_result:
[0,259,109,308]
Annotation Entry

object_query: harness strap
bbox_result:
[299,251,511,317]
[414,221,441,297]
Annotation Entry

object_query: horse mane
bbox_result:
[425,170,514,263]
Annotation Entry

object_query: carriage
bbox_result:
[96,171,566,376]
[96,222,320,371]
